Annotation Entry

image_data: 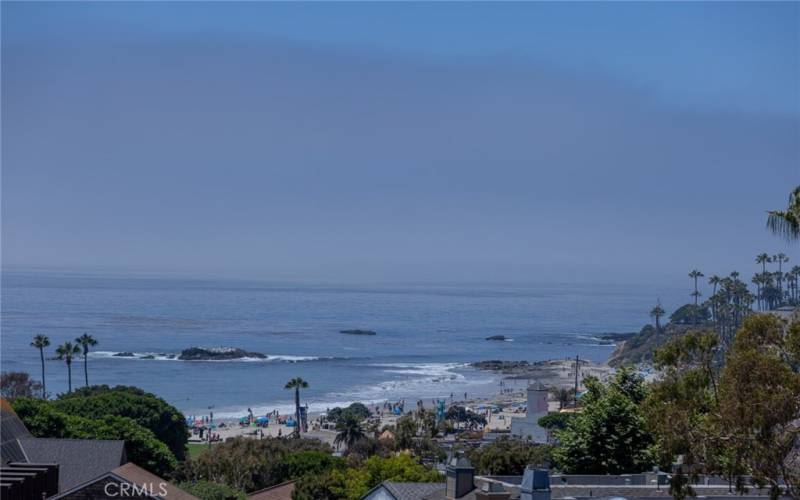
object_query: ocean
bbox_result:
[1,271,683,419]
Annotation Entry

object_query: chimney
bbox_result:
[520,467,550,500]
[446,454,475,499]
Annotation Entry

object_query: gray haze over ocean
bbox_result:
[1,271,684,418]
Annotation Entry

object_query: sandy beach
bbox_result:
[188,357,613,449]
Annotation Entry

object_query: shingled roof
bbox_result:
[18,437,126,491]
[364,481,445,500]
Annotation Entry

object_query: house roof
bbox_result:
[247,480,296,500]
[364,481,445,500]
[0,399,32,463]
[50,463,198,499]
[112,463,198,499]
[18,437,126,491]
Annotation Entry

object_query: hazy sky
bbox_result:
[2,2,798,284]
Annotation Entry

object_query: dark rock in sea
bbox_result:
[113,352,135,357]
[470,360,529,371]
[178,347,267,361]
[340,329,377,336]
[140,355,155,360]
[166,354,176,359]
[485,335,509,341]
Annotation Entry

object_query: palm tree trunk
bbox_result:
[84,354,89,387]
[295,387,300,438]
[39,348,46,399]
[67,361,72,393]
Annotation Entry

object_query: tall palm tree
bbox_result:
[333,414,365,451]
[75,333,98,387]
[55,342,81,393]
[650,302,665,335]
[773,253,789,303]
[767,185,800,242]
[689,270,704,305]
[284,377,309,438]
[708,275,721,320]
[756,253,771,274]
[689,270,704,324]
[30,335,50,399]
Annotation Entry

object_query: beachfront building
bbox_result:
[509,384,549,443]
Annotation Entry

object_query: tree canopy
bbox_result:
[552,367,655,474]
[467,437,552,475]
[12,397,177,476]
[54,385,190,461]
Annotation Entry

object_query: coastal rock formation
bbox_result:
[471,360,529,371]
[485,335,509,341]
[339,329,377,336]
[177,347,267,361]
[113,352,135,357]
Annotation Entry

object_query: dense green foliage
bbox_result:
[177,480,246,500]
[293,454,442,500]
[326,403,371,424]
[12,397,177,476]
[552,368,654,474]
[670,304,711,325]
[646,315,800,498]
[55,385,190,460]
[537,412,575,432]
[466,437,553,475]
[179,437,334,492]
[280,450,345,480]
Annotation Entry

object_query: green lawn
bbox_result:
[187,442,211,459]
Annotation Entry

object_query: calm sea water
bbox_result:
[1,271,683,418]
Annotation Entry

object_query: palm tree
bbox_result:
[333,414,365,451]
[689,270,704,305]
[773,253,789,303]
[55,342,81,393]
[708,275,721,320]
[75,333,98,387]
[756,253,771,274]
[284,377,309,438]
[650,302,665,335]
[30,335,50,399]
[790,266,800,304]
[767,185,800,242]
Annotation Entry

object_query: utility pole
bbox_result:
[574,355,579,407]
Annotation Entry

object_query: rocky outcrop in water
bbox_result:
[340,329,376,336]
[485,335,509,341]
[113,352,135,357]
[178,347,267,361]
[471,360,529,371]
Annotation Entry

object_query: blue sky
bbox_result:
[2,2,798,284]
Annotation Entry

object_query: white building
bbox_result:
[510,384,549,443]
